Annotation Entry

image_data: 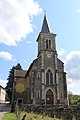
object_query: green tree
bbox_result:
[68,91,73,105]
[5,63,22,103]
[68,91,80,105]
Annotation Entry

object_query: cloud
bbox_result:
[0,79,7,88]
[77,9,80,13]
[67,78,80,95]
[0,0,42,46]
[0,51,14,61]
[58,48,65,57]
[65,51,80,80]
[64,51,80,94]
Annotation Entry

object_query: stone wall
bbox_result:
[17,104,80,120]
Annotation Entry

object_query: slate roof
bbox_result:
[14,70,27,77]
[41,15,50,33]
[0,85,5,89]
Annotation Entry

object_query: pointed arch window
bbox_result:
[50,72,53,84]
[46,69,53,85]
[46,39,48,49]
[46,39,51,49]
[46,72,49,84]
[49,39,51,49]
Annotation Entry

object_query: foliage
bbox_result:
[68,91,80,105]
[5,63,22,103]
[3,112,17,120]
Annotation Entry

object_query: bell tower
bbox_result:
[37,15,57,72]
[37,15,57,57]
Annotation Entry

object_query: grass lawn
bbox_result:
[3,112,63,120]
[3,112,17,120]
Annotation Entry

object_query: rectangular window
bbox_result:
[49,39,51,49]
[17,98,23,105]
[46,39,48,49]
[37,91,40,98]
[37,72,40,79]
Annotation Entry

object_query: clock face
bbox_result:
[46,52,51,58]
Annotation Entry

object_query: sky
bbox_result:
[0,0,80,95]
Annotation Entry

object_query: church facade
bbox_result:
[13,15,68,106]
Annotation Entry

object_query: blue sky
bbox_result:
[0,0,80,95]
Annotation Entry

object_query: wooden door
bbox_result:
[46,89,53,104]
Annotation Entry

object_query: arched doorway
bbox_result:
[46,89,54,104]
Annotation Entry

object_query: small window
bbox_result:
[46,39,48,49]
[37,72,40,79]
[37,91,40,98]
[17,98,23,105]
[49,39,51,48]
[46,72,49,84]
[50,72,53,84]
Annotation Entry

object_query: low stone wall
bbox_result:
[16,104,80,120]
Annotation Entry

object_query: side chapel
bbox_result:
[13,15,68,106]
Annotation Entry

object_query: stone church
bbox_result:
[13,15,68,106]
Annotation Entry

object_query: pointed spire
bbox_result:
[41,14,50,33]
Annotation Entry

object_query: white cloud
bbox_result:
[67,78,80,95]
[0,79,7,88]
[65,51,80,80]
[58,48,65,57]
[0,51,14,61]
[0,0,42,46]
[65,51,80,95]
[77,9,80,13]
